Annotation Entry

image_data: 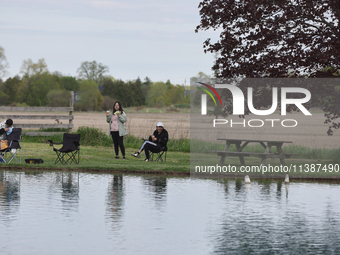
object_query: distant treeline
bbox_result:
[0,66,189,111]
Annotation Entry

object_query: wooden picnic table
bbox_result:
[214,138,295,166]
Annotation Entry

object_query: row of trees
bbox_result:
[0,51,189,110]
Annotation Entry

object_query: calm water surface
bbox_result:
[0,170,339,255]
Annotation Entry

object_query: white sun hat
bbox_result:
[156,122,164,127]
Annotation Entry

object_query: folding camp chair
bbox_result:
[0,128,22,163]
[150,147,167,162]
[48,133,81,165]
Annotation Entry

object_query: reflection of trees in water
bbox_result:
[142,176,167,211]
[0,171,21,219]
[61,172,79,211]
[106,174,124,228]
[235,179,242,193]
[211,182,340,255]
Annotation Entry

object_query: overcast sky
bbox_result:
[0,0,219,85]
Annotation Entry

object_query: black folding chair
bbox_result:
[48,133,81,165]
[150,147,167,162]
[0,128,22,163]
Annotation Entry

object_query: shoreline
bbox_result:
[1,165,340,182]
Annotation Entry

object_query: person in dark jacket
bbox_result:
[131,122,168,162]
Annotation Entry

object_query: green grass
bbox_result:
[1,142,190,173]
[3,127,338,179]
[1,142,339,179]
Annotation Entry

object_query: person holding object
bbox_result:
[131,122,168,162]
[106,101,127,159]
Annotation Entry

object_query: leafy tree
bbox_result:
[46,89,71,107]
[196,0,340,134]
[196,0,340,77]
[20,58,48,104]
[77,61,109,86]
[102,78,145,107]
[28,73,60,106]
[167,84,188,105]
[76,80,103,111]
[60,76,79,91]
[125,79,145,107]
[102,96,116,111]
[0,46,9,78]
[0,91,10,105]
[3,76,22,104]
[141,76,152,97]
[146,82,169,107]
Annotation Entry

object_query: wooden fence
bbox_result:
[0,91,74,136]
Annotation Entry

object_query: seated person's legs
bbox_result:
[131,140,157,158]
[144,143,161,160]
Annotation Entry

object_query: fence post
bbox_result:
[69,91,74,133]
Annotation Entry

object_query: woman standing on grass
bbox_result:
[106,101,128,159]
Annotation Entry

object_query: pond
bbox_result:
[0,170,339,255]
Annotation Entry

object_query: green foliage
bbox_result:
[76,80,103,111]
[2,76,22,104]
[102,96,116,111]
[16,102,29,107]
[77,60,109,86]
[174,104,190,108]
[101,78,145,107]
[146,82,168,107]
[60,76,79,91]
[46,89,71,107]
[28,73,61,106]
[76,126,112,147]
[0,91,10,105]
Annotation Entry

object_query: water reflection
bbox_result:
[0,170,339,255]
[61,172,79,211]
[0,171,20,219]
[211,181,340,255]
[142,176,167,209]
[106,174,125,229]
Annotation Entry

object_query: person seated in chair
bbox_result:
[0,119,13,138]
[0,119,13,162]
[131,122,168,162]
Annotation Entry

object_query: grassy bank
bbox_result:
[23,127,340,161]
[1,141,339,179]
[0,142,190,174]
[1,127,338,179]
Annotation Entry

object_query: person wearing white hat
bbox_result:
[131,122,169,161]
